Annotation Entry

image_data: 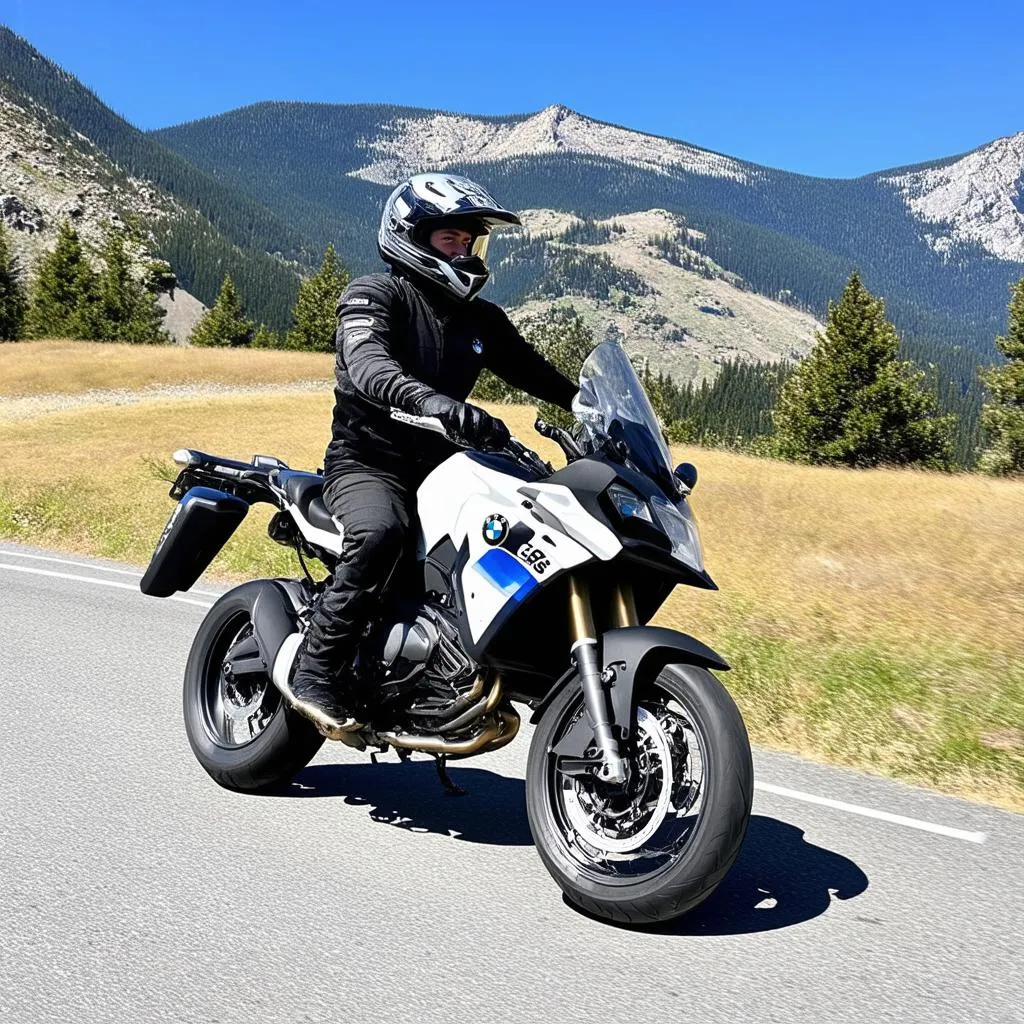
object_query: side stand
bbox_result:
[434,754,467,796]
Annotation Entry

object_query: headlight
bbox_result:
[650,495,705,571]
[607,483,653,523]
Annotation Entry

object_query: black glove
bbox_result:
[417,394,511,450]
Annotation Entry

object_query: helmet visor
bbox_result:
[470,232,490,268]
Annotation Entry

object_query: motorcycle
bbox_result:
[141,341,753,923]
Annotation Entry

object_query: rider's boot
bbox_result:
[281,638,365,740]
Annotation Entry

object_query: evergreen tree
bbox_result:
[189,275,255,347]
[522,304,594,429]
[251,323,283,349]
[773,272,954,469]
[0,221,27,340]
[978,277,1024,475]
[95,228,169,343]
[24,221,101,339]
[640,365,676,427]
[285,244,349,352]
[471,366,526,404]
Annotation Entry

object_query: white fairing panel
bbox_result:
[519,481,622,562]
[417,454,621,644]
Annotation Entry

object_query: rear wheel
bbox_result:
[526,663,752,924]
[183,584,324,792]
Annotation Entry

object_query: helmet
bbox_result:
[378,172,521,301]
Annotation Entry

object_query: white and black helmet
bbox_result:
[378,172,521,301]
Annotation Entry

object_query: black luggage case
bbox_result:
[140,487,249,597]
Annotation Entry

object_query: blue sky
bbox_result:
[2,0,1021,178]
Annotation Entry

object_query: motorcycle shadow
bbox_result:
[279,767,870,933]
[577,814,870,936]
[281,759,533,846]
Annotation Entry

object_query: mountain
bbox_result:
[0,26,313,329]
[152,101,1024,355]
[0,27,1008,462]
[504,208,820,383]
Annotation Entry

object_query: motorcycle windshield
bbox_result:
[574,342,675,494]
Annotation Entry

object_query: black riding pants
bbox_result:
[299,464,422,687]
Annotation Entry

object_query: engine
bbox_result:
[377,602,477,712]
[373,601,520,754]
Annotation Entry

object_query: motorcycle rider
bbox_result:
[286,172,578,736]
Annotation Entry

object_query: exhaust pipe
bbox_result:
[379,707,520,756]
[439,676,503,734]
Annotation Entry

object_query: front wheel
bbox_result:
[183,583,324,792]
[526,663,753,924]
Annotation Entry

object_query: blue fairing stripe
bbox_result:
[475,547,537,602]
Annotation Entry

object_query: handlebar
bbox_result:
[534,417,584,462]
[388,407,552,476]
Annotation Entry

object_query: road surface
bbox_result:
[1,543,1021,1023]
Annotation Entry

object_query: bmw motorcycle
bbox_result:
[141,341,753,924]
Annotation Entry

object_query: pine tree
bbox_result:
[189,275,255,347]
[251,323,283,349]
[978,277,1024,475]
[471,367,525,404]
[522,304,594,429]
[285,244,349,352]
[640,365,675,427]
[0,221,27,341]
[24,221,101,339]
[773,272,954,469]
[95,228,169,343]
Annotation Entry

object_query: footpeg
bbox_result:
[315,721,367,749]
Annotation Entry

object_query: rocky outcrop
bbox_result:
[0,193,44,233]
[883,132,1024,262]
[351,104,752,186]
[156,287,208,346]
[0,87,178,289]
[510,208,820,384]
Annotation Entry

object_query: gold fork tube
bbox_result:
[568,575,596,644]
[611,582,639,628]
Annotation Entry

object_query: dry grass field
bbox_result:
[1,339,333,396]
[1,343,1022,809]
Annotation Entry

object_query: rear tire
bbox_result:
[526,663,753,924]
[183,583,324,792]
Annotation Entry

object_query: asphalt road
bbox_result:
[1,541,1022,1024]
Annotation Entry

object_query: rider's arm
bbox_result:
[481,305,579,412]
[339,279,503,446]
[338,280,436,412]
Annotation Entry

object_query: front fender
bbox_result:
[529,626,729,734]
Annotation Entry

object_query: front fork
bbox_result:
[568,575,637,785]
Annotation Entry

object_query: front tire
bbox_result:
[183,583,324,792]
[526,663,753,924]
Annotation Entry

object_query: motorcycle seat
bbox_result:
[274,470,339,536]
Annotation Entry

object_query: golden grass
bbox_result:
[0,340,333,396]
[672,448,1024,654]
[1,386,1022,810]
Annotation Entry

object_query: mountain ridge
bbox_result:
[0,29,996,462]
[152,99,1024,354]
[0,25,313,328]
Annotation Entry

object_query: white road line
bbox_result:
[0,562,214,609]
[0,549,222,596]
[0,558,995,844]
[755,781,987,843]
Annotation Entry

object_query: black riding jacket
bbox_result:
[324,270,577,480]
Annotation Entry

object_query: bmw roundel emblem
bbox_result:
[483,514,508,545]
